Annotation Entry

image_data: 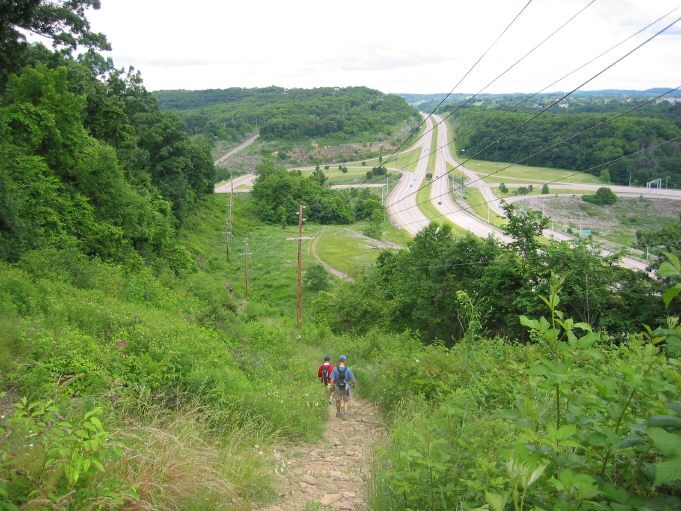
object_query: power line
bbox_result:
[333,2,679,200]
[381,0,535,170]
[311,0,593,200]
[396,134,681,230]
[474,87,680,181]
[386,13,681,212]
[509,3,681,111]
[383,0,597,185]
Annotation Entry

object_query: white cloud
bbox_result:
[86,0,681,93]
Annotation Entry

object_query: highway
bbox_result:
[385,115,433,235]
[213,119,668,272]
[385,114,655,272]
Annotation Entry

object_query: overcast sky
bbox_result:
[86,0,681,94]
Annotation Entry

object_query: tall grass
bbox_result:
[111,396,272,510]
[0,197,347,508]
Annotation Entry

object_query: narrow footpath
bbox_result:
[256,397,385,510]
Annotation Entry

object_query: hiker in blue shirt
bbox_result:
[330,355,356,419]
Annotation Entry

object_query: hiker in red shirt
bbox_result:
[317,355,335,404]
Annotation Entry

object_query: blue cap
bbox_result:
[324,355,331,361]
[339,355,346,361]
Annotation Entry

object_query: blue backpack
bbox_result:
[336,366,348,390]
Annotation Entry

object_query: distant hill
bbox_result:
[398,88,681,102]
[153,86,419,144]
[153,86,285,110]
[398,88,681,112]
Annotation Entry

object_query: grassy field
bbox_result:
[441,117,599,185]
[491,187,594,199]
[311,226,390,277]
[384,147,424,172]
[464,188,507,228]
[332,146,424,174]
[517,195,681,247]
[465,159,601,184]
[215,196,411,296]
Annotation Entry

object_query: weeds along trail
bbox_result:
[256,397,385,511]
[309,234,354,282]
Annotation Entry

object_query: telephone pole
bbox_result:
[285,205,313,334]
[296,205,303,332]
[223,173,234,262]
[242,238,250,299]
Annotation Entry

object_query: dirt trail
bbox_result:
[310,236,354,282]
[256,397,385,511]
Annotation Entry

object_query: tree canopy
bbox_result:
[154,86,418,143]
[449,105,681,186]
[0,1,215,268]
[313,220,665,342]
[0,0,110,88]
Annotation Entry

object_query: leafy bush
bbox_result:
[304,264,331,292]
[582,186,617,205]
[1,397,133,508]
[369,274,681,510]
[251,162,354,225]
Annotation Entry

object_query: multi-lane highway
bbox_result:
[384,116,433,235]
[214,121,676,272]
[384,114,663,271]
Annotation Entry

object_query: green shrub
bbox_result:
[369,274,681,510]
[582,186,617,205]
[303,264,331,292]
[1,397,133,508]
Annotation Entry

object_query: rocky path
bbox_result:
[256,397,385,510]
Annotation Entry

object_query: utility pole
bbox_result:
[223,173,234,262]
[297,205,304,332]
[285,205,313,334]
[242,238,250,299]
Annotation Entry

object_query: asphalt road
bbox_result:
[385,115,433,235]
[212,121,664,272]
[214,134,259,167]
[386,114,653,272]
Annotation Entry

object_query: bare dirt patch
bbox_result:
[344,230,403,251]
[255,397,384,511]
[521,195,681,244]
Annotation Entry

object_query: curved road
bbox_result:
[214,134,259,166]
[431,114,511,242]
[385,115,433,235]
[386,114,657,272]
[211,120,664,273]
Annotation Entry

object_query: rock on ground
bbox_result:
[255,397,385,511]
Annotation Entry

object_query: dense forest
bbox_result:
[154,86,418,144]
[447,105,681,186]
[0,2,215,268]
[251,161,385,226]
[2,2,681,510]
[402,90,681,187]
[403,89,681,115]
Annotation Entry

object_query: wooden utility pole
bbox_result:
[285,205,313,334]
[243,238,250,299]
[223,173,234,262]
[296,204,303,332]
